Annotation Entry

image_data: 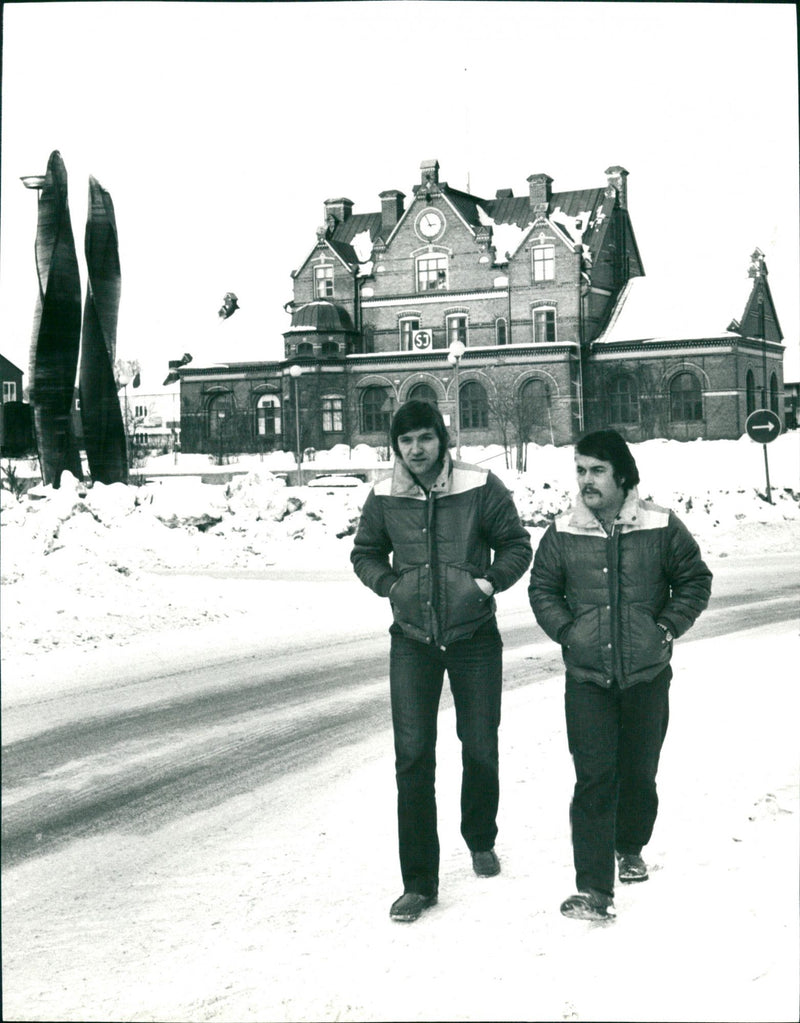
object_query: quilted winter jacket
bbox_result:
[528,488,712,689]
[351,453,532,648]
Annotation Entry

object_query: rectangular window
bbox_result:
[400,319,420,350]
[2,381,17,403]
[447,316,468,347]
[134,405,148,418]
[534,309,556,343]
[533,246,555,282]
[322,397,343,432]
[314,265,333,298]
[417,255,448,292]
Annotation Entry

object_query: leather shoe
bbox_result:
[616,851,648,883]
[471,849,501,877]
[560,889,616,920]
[389,891,437,922]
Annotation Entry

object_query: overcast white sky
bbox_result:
[1,1,798,387]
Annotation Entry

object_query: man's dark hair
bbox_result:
[390,399,450,459]
[576,429,640,494]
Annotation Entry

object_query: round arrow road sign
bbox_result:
[745,408,782,444]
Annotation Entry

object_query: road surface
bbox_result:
[3,553,796,869]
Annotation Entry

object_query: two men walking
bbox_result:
[352,403,711,922]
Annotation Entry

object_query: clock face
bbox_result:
[418,210,443,238]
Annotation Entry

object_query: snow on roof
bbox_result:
[350,229,373,265]
[549,206,593,247]
[596,275,752,345]
[475,204,532,262]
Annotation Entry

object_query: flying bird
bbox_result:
[218,292,240,319]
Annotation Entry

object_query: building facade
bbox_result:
[178,160,786,455]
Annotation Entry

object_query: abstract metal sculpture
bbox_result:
[27,151,83,486]
[79,175,127,483]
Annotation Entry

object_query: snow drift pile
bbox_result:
[1,434,798,657]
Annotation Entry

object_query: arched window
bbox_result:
[296,342,314,357]
[256,394,281,440]
[670,372,703,422]
[609,374,640,424]
[495,318,507,346]
[533,307,556,343]
[322,394,343,433]
[460,381,488,429]
[770,373,780,414]
[520,378,550,442]
[361,386,392,433]
[399,317,421,350]
[746,369,756,416]
[446,314,468,348]
[408,383,438,406]
[206,391,234,443]
[320,341,340,358]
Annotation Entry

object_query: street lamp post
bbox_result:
[289,364,303,483]
[447,339,466,460]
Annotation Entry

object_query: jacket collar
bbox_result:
[391,450,453,497]
[570,487,641,531]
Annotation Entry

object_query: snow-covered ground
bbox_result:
[1,434,799,1022]
[2,434,798,663]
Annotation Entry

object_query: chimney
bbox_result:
[528,173,553,212]
[604,166,629,209]
[323,197,354,231]
[420,159,440,188]
[379,189,405,233]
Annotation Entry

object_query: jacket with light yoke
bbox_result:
[351,453,532,648]
[528,488,712,689]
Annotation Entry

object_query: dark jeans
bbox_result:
[565,668,671,898]
[389,620,503,897]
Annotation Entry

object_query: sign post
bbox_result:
[745,409,782,504]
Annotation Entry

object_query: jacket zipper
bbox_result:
[426,491,440,646]
[608,524,624,683]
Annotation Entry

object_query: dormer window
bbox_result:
[532,245,555,282]
[314,265,333,298]
[417,254,448,292]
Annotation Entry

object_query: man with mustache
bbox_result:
[352,400,532,922]
[529,429,712,920]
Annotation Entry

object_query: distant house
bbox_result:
[177,160,786,454]
[121,383,182,454]
[1,354,23,405]
[0,354,34,456]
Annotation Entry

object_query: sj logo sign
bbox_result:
[412,330,432,350]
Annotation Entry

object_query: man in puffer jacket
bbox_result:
[352,400,532,922]
[529,429,711,921]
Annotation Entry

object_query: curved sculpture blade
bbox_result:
[79,175,127,484]
[29,151,83,486]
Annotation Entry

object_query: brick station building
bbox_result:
[178,159,786,456]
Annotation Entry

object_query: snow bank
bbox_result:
[1,434,798,660]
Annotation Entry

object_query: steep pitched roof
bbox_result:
[324,177,616,267]
[594,272,768,346]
